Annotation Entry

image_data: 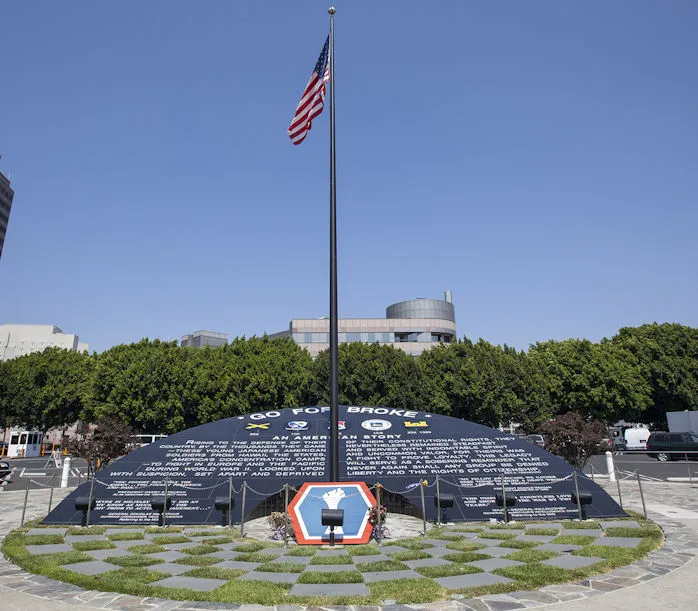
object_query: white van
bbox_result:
[624,427,651,451]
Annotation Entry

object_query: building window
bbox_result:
[394,332,420,343]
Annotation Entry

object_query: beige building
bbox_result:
[0,324,89,361]
[271,293,456,358]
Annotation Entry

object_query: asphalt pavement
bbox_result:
[585,452,698,482]
[1,455,89,492]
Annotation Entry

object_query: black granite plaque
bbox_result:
[44,406,625,524]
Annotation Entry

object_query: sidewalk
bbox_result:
[1,480,698,610]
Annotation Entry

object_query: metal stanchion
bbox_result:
[283,483,289,547]
[228,477,233,528]
[615,466,623,509]
[636,471,647,519]
[590,464,595,482]
[20,479,30,527]
[162,480,168,528]
[376,484,383,545]
[420,480,427,537]
[573,471,583,521]
[435,476,441,528]
[501,476,509,524]
[86,475,95,526]
[687,453,692,486]
[48,474,55,514]
[240,481,247,538]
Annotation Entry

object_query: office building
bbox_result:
[0,170,15,262]
[271,292,456,358]
[181,330,228,348]
[0,324,89,361]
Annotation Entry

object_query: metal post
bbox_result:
[162,479,168,528]
[20,478,30,527]
[327,5,339,483]
[420,481,427,537]
[615,466,623,509]
[283,483,290,547]
[85,474,95,527]
[435,476,441,527]
[590,464,595,482]
[605,451,615,482]
[573,471,583,521]
[60,456,71,488]
[240,481,247,538]
[501,476,510,524]
[48,474,55,514]
[636,471,647,519]
[687,453,692,486]
[228,477,233,528]
[376,484,382,545]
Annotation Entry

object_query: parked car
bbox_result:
[0,460,11,479]
[646,431,698,461]
[524,434,546,448]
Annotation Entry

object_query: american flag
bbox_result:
[288,37,330,145]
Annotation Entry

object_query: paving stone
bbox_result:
[104,528,144,535]
[362,569,422,582]
[62,560,119,576]
[65,535,108,543]
[469,558,524,571]
[436,572,514,589]
[305,564,357,572]
[208,550,242,561]
[516,534,555,543]
[86,548,132,560]
[257,547,284,556]
[212,560,261,571]
[238,571,300,583]
[425,546,457,558]
[25,544,73,555]
[352,554,392,563]
[483,529,525,536]
[289,583,370,596]
[106,540,141,549]
[543,555,604,569]
[471,538,505,547]
[404,557,452,568]
[26,528,67,537]
[148,550,186,562]
[594,537,644,548]
[144,562,193,575]
[316,548,349,556]
[524,523,563,531]
[421,538,452,547]
[381,545,411,554]
[163,542,201,551]
[479,546,518,558]
[559,529,601,536]
[150,576,227,591]
[600,520,642,530]
[538,543,582,553]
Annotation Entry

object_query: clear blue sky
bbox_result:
[1,1,697,353]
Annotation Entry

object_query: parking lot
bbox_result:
[0,455,89,492]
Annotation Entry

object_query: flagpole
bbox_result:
[328,6,339,483]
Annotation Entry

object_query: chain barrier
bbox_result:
[29,479,54,488]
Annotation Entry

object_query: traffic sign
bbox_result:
[288,481,376,544]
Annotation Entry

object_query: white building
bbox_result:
[0,324,89,361]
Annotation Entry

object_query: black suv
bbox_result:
[646,431,698,461]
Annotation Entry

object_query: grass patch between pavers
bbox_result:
[106,555,164,568]
[446,526,484,533]
[297,570,364,584]
[416,563,483,578]
[486,523,525,530]
[446,540,486,551]
[200,536,237,545]
[234,552,277,563]
[503,549,560,563]
[66,526,108,535]
[525,528,560,536]
[24,534,65,545]
[550,535,598,546]
[232,541,268,553]
[182,544,222,555]
[257,561,306,573]
[604,527,661,539]
[355,559,409,572]
[173,555,219,566]
[309,555,353,565]
[183,567,247,580]
[561,521,600,529]
[389,550,433,561]
[127,544,167,555]
[72,540,116,552]
[369,578,445,604]
[347,544,380,556]
[145,526,184,534]
[150,535,191,545]
[384,538,432,550]
[108,532,145,541]
[479,531,517,540]
[284,546,317,556]
[442,551,492,563]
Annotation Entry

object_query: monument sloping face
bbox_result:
[44,406,626,525]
